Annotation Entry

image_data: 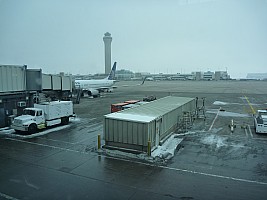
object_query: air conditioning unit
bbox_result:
[17,101,26,107]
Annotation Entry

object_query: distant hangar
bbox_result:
[104,96,196,152]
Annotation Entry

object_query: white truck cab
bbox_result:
[254,109,267,134]
[11,101,73,134]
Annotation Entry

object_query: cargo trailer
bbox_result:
[104,96,196,152]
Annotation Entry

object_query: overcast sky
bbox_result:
[0,0,266,78]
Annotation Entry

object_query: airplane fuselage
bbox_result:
[74,62,117,97]
[75,79,115,89]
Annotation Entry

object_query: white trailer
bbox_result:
[11,101,74,134]
[254,110,267,133]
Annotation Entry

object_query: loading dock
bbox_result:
[104,96,196,152]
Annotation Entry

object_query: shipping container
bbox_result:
[34,101,73,120]
[0,65,27,93]
[104,96,196,152]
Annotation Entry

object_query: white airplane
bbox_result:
[75,62,117,97]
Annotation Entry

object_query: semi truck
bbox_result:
[11,101,74,134]
[254,109,267,133]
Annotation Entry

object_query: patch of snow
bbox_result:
[201,134,226,148]
[105,113,156,123]
[213,100,258,106]
[101,134,184,163]
[0,125,70,139]
[0,128,15,135]
[230,144,246,149]
[175,131,203,136]
[0,127,10,131]
[210,128,223,134]
[206,110,250,118]
[102,149,150,161]
[213,101,228,105]
[70,117,81,122]
[152,134,183,159]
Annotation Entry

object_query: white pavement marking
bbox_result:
[24,177,40,190]
[36,123,102,145]
[5,138,82,154]
[74,135,98,145]
[98,153,267,185]
[208,107,221,131]
[162,165,267,186]
[0,192,19,200]
[253,137,267,141]
[248,125,253,138]
[244,128,248,137]
[102,154,267,186]
[38,134,98,146]
[2,125,71,140]
[37,137,75,145]
[5,137,267,186]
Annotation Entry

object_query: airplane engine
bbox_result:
[88,89,100,98]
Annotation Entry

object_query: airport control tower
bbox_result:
[103,32,112,75]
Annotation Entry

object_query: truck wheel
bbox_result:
[28,124,37,134]
[61,117,69,125]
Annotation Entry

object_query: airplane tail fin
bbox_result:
[105,62,117,80]
[140,76,147,85]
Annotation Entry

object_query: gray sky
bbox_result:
[0,0,266,78]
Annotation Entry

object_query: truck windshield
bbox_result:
[23,109,36,116]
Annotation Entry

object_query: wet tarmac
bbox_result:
[0,80,267,199]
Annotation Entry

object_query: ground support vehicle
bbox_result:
[254,109,267,133]
[11,101,74,134]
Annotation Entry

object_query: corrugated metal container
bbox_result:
[34,101,73,120]
[52,75,61,90]
[42,74,52,90]
[104,96,196,152]
[26,69,42,91]
[61,76,72,91]
[0,65,27,92]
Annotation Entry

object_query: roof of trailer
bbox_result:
[105,96,195,123]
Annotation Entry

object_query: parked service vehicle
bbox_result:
[254,109,267,133]
[111,102,129,113]
[143,95,156,102]
[11,101,74,134]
